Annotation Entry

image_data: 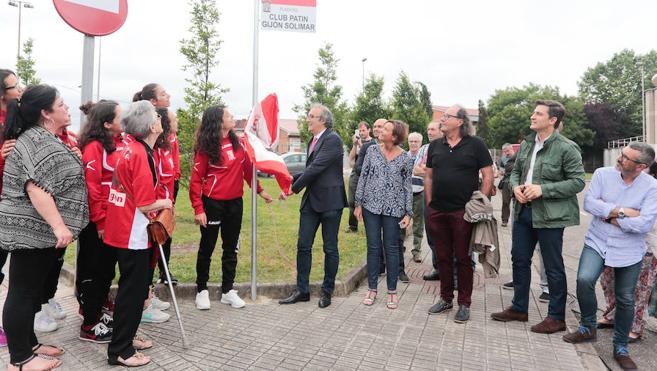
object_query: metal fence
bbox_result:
[607,136,645,149]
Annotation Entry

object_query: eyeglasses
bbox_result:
[442,113,459,120]
[4,82,24,91]
[620,152,644,165]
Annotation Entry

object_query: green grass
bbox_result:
[65,178,366,284]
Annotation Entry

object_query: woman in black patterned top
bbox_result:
[355,120,413,309]
[0,85,88,371]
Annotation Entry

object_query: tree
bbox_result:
[477,99,490,144]
[177,0,228,187]
[293,43,350,145]
[583,102,631,151]
[347,74,390,148]
[415,81,433,119]
[390,72,431,143]
[16,38,40,86]
[487,84,594,151]
[578,49,657,138]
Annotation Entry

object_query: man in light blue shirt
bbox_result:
[563,142,657,371]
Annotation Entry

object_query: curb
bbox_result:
[61,259,368,301]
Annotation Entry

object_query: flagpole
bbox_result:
[250,0,260,303]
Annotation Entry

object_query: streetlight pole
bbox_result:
[641,66,646,141]
[361,57,367,89]
[8,1,34,67]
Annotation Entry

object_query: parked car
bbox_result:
[257,152,307,177]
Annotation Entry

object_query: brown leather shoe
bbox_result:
[562,325,596,343]
[490,307,528,322]
[531,317,566,334]
[614,347,638,370]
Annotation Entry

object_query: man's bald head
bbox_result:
[372,118,387,139]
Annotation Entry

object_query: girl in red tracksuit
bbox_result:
[189,105,272,310]
[76,100,125,343]
[154,108,178,285]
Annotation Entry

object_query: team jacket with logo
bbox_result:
[104,140,158,250]
[81,136,126,231]
[189,137,262,215]
[155,144,175,201]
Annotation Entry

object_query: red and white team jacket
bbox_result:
[81,136,126,231]
[155,144,175,201]
[104,140,158,250]
[189,137,262,215]
[170,133,181,181]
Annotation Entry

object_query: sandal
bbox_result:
[8,354,61,370]
[133,335,153,350]
[362,290,377,306]
[33,343,65,357]
[108,352,151,367]
[386,292,398,310]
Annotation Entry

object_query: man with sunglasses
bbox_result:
[424,105,494,323]
[491,100,585,334]
[562,143,657,371]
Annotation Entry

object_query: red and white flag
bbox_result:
[244,93,292,194]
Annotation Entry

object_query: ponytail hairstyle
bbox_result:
[78,100,120,153]
[133,83,159,102]
[154,107,172,150]
[4,84,58,140]
[193,105,240,165]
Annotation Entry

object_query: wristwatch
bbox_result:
[618,208,626,219]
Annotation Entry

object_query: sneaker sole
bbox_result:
[196,305,211,310]
[220,300,245,309]
[502,286,514,290]
[140,318,169,324]
[562,336,597,344]
[79,336,111,344]
[454,318,470,324]
[428,307,453,315]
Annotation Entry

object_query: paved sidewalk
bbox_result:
[0,194,607,370]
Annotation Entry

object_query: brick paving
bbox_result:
[0,193,609,370]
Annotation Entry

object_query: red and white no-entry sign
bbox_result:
[53,0,128,36]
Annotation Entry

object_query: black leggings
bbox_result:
[108,247,150,362]
[3,248,57,364]
[76,222,117,326]
[196,196,242,294]
[41,247,66,304]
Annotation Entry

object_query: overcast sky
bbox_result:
[1,0,656,131]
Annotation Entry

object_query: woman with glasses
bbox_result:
[0,68,24,348]
[0,84,88,371]
[190,105,272,310]
[103,101,172,367]
[132,83,174,320]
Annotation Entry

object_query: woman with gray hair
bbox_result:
[103,100,172,367]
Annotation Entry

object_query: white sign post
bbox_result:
[260,0,316,33]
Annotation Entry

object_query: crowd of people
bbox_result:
[0,68,656,371]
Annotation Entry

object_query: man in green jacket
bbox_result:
[491,100,585,334]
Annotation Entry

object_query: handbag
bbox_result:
[147,207,176,245]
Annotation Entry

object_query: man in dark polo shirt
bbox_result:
[424,104,494,323]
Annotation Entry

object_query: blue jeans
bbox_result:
[511,206,567,320]
[577,245,642,346]
[363,208,401,291]
[296,204,342,295]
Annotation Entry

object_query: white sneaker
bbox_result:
[151,295,170,311]
[220,289,245,309]
[195,290,210,310]
[34,308,58,333]
[45,298,67,320]
[140,304,170,324]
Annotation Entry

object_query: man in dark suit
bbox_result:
[279,104,348,308]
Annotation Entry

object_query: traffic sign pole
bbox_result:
[80,35,95,126]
